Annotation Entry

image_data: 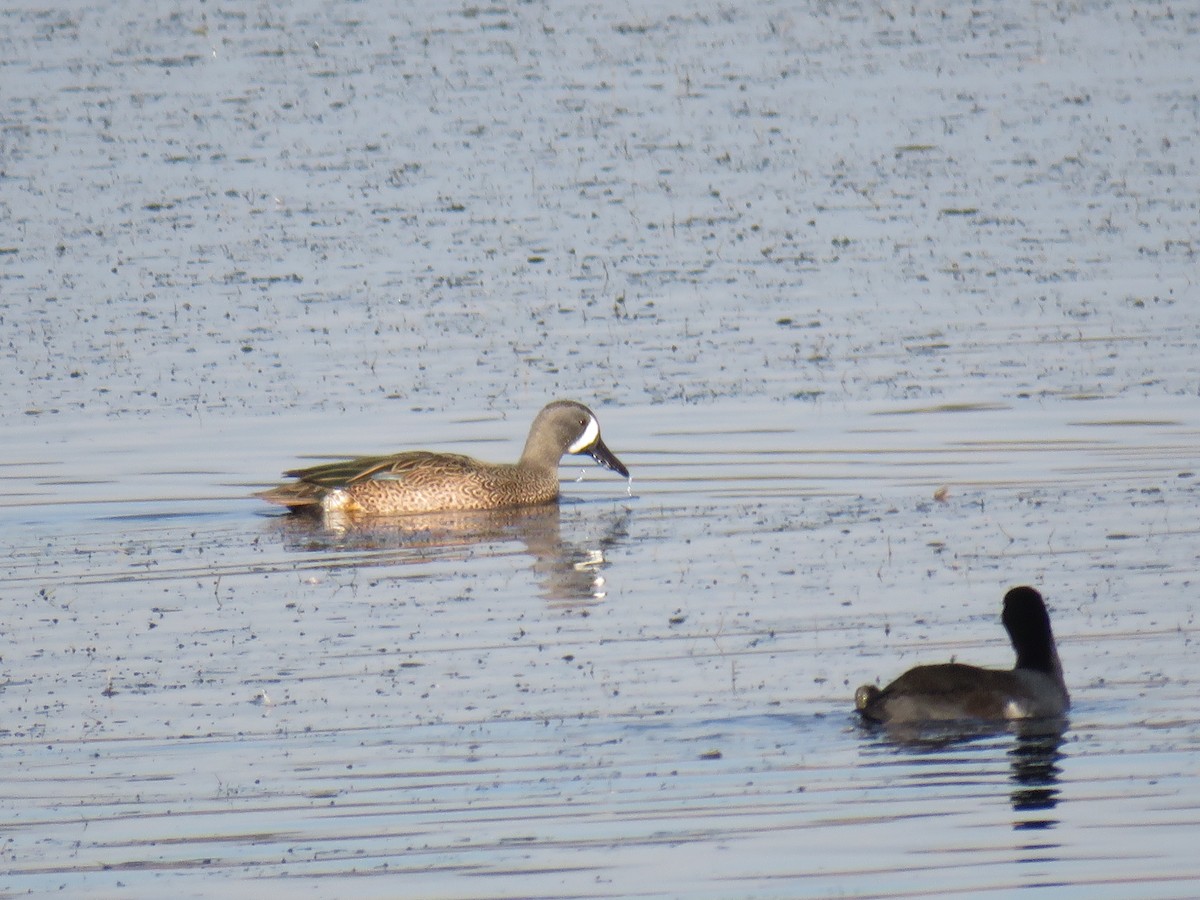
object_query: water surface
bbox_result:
[3,1,1200,896]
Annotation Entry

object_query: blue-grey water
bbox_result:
[3,2,1200,897]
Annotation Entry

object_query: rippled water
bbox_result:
[4,1,1200,897]
[5,400,1200,897]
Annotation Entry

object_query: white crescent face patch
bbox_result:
[567,415,600,454]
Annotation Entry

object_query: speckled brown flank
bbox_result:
[325,457,560,515]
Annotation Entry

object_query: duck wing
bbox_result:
[286,451,480,487]
[258,452,482,508]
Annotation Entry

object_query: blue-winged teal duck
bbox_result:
[257,400,629,516]
[855,586,1069,724]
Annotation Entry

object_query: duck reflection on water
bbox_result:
[266,500,632,607]
[857,715,1068,833]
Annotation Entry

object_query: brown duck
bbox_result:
[257,400,629,516]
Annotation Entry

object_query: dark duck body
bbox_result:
[855,587,1069,725]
